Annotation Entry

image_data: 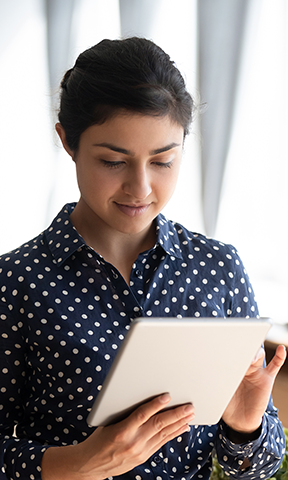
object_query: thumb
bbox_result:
[266,345,287,377]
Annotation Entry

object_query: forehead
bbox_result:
[80,113,184,150]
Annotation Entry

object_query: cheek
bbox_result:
[163,168,180,192]
[76,167,116,196]
[156,175,178,202]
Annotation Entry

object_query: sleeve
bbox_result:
[215,406,285,479]
[0,305,50,480]
[225,244,259,319]
[215,245,286,478]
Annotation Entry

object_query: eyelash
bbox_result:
[100,160,123,169]
[100,160,173,169]
[154,161,173,169]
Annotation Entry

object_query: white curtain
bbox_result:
[216,1,288,329]
[198,0,258,237]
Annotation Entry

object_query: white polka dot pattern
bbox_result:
[0,204,285,480]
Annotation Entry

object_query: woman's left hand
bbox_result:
[222,344,287,434]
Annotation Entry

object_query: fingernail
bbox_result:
[253,347,264,362]
[159,393,171,404]
[184,404,194,414]
[181,423,191,433]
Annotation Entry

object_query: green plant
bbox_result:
[210,428,288,480]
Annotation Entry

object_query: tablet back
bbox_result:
[87,317,271,427]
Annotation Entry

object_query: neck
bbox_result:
[70,204,156,284]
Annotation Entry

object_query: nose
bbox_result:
[122,166,152,199]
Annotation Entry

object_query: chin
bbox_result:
[115,221,153,236]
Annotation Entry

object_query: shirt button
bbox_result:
[153,455,162,464]
[135,269,142,277]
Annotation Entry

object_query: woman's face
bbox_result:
[58,113,184,239]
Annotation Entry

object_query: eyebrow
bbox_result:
[92,142,181,156]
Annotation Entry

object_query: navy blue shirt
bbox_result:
[0,203,285,480]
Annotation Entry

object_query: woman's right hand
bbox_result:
[41,393,195,480]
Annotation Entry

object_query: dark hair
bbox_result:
[58,37,195,152]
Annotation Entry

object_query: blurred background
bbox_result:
[0,0,287,336]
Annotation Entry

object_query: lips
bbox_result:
[115,203,150,217]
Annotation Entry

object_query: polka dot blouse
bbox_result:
[0,203,285,480]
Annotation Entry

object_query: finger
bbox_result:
[149,421,192,455]
[139,402,194,449]
[144,407,194,455]
[245,347,266,375]
[252,347,266,365]
[266,345,287,377]
[125,393,172,428]
[149,403,195,433]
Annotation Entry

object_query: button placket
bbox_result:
[135,269,142,278]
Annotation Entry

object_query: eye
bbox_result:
[100,159,124,169]
[153,161,173,169]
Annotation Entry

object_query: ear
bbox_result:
[55,123,75,159]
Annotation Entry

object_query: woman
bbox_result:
[0,37,286,480]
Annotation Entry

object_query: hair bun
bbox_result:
[61,68,73,90]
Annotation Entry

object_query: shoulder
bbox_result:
[165,219,257,311]
[0,231,48,318]
[159,216,250,284]
[165,216,241,263]
[0,203,77,275]
[0,231,47,272]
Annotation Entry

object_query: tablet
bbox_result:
[87,317,271,427]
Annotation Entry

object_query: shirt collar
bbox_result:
[155,213,183,260]
[45,204,183,266]
[45,203,86,266]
